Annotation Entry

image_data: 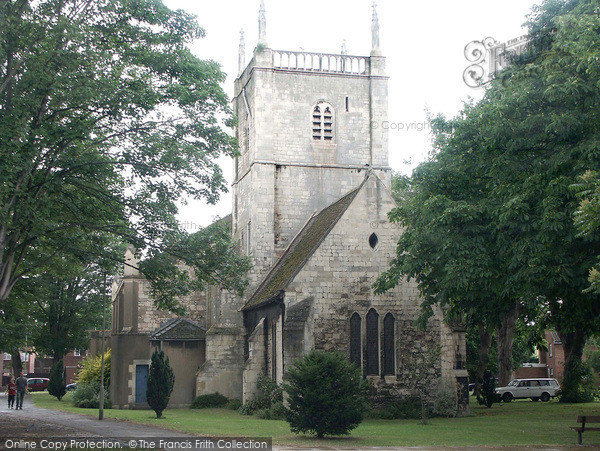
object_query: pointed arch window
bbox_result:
[350,313,362,368]
[383,313,395,376]
[312,102,334,141]
[365,308,379,375]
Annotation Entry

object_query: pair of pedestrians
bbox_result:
[6,373,28,409]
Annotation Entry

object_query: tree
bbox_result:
[48,360,66,401]
[14,256,112,364]
[378,0,600,396]
[284,350,367,438]
[147,349,174,419]
[0,0,244,310]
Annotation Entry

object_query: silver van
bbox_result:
[496,378,560,402]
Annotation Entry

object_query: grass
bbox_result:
[32,392,600,447]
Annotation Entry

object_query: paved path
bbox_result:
[0,394,584,450]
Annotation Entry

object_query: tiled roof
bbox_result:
[242,184,363,311]
[151,317,206,341]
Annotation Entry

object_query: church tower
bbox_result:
[232,1,390,283]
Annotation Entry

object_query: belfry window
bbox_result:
[312,102,334,141]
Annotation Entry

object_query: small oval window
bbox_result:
[369,233,378,249]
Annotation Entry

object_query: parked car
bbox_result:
[66,383,77,391]
[26,377,49,392]
[496,378,560,402]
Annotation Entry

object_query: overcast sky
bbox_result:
[163,0,541,229]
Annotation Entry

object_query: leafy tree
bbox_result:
[284,350,367,438]
[147,349,174,419]
[573,170,600,294]
[48,360,66,401]
[378,0,600,396]
[0,0,244,311]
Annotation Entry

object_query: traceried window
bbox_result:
[350,313,362,368]
[312,102,334,141]
[365,308,379,375]
[382,313,395,375]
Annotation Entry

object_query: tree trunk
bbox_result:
[557,328,587,402]
[496,303,520,386]
[11,347,23,376]
[474,321,493,396]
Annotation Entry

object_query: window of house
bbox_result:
[549,344,553,357]
[350,313,361,368]
[382,313,395,375]
[73,349,80,357]
[312,102,334,141]
[3,353,11,360]
[365,308,379,375]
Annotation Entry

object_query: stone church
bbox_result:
[107,2,468,412]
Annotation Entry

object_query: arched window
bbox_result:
[312,102,333,141]
[383,313,395,376]
[365,308,379,375]
[350,313,361,368]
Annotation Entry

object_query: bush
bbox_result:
[559,359,598,403]
[226,399,242,410]
[191,393,229,409]
[255,374,283,408]
[238,373,283,417]
[239,400,260,416]
[433,378,458,417]
[48,360,66,401]
[285,350,367,438]
[147,349,174,418]
[71,381,110,408]
[76,349,110,388]
[256,401,287,420]
[366,396,424,420]
[477,370,497,408]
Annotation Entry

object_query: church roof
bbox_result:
[242,182,364,311]
[151,317,206,341]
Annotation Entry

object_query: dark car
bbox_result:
[27,377,49,391]
[66,383,77,391]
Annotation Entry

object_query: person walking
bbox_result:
[15,372,28,410]
[6,377,16,408]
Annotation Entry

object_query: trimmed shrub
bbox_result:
[191,393,229,409]
[48,360,66,401]
[226,399,242,410]
[71,381,110,408]
[285,350,367,438]
[147,349,174,418]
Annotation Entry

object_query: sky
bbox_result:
[163,0,542,229]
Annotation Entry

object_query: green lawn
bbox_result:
[32,393,600,447]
